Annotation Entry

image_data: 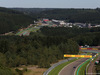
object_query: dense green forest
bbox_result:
[40,27,100,46]
[0,27,100,75]
[11,8,100,24]
[0,7,35,34]
[38,8,100,24]
[0,35,79,68]
[0,34,79,75]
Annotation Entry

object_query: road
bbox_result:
[80,50,100,53]
[58,58,88,75]
[87,54,100,75]
[43,58,75,75]
[43,49,98,75]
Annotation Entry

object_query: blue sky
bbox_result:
[0,0,100,8]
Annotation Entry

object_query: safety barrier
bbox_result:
[80,48,99,50]
[64,54,92,58]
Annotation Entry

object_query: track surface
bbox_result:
[80,50,100,53]
[59,58,88,75]
[43,49,98,75]
[59,53,96,75]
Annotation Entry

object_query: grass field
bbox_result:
[48,58,79,75]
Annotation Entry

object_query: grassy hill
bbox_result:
[0,7,34,34]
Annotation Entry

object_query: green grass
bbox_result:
[16,29,27,35]
[48,58,79,75]
[92,55,98,62]
[16,27,39,35]
[76,59,91,75]
[28,27,39,32]
[86,53,91,55]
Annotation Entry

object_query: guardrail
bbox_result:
[80,48,99,50]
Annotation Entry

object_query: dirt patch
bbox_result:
[14,65,47,75]
[23,68,47,75]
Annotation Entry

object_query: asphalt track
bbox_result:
[59,53,96,75]
[80,50,100,53]
[43,49,99,75]
[58,58,88,75]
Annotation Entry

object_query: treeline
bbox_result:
[10,8,54,14]
[0,7,35,34]
[37,8,100,24]
[74,32,100,46]
[0,35,79,69]
[0,65,13,75]
[11,8,100,24]
[40,27,100,46]
[40,26,100,36]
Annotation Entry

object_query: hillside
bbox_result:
[10,8,54,15]
[0,7,34,34]
[11,8,100,24]
[38,8,100,24]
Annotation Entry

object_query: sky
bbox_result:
[0,0,100,8]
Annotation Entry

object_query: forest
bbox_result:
[1,7,100,75]
[10,8,55,14]
[40,27,100,46]
[0,34,79,75]
[12,8,100,24]
[37,8,100,24]
[0,27,100,75]
[0,7,35,34]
